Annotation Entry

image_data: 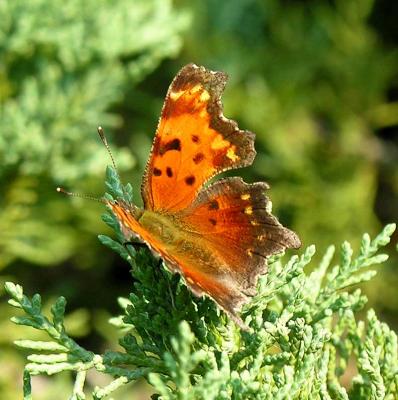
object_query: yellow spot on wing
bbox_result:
[169,90,184,101]
[226,147,239,161]
[244,206,253,215]
[199,90,210,102]
[211,135,230,150]
[169,84,209,103]
[251,220,259,226]
[189,84,202,94]
[241,194,251,200]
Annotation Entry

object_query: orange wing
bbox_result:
[141,64,255,212]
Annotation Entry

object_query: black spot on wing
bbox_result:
[185,175,196,186]
[193,153,204,164]
[159,138,181,155]
[208,200,219,210]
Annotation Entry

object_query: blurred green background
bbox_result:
[1,0,397,398]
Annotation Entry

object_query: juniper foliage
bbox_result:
[5,167,398,399]
[0,0,189,268]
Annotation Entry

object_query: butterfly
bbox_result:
[105,64,300,329]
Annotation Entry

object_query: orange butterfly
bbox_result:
[105,64,300,329]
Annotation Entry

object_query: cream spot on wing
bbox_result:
[247,249,253,257]
[266,201,273,213]
[251,220,259,226]
[199,90,210,102]
[189,84,202,94]
[258,234,267,240]
[211,135,230,150]
[244,206,253,215]
[241,194,251,200]
[170,90,184,101]
[186,277,194,284]
[226,147,239,161]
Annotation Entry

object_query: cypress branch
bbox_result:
[5,168,397,398]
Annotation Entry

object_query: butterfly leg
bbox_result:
[122,241,148,261]
[123,241,147,252]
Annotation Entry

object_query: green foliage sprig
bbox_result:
[5,167,398,399]
[0,0,190,269]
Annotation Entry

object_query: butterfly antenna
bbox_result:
[97,126,120,177]
[56,187,106,204]
[98,126,130,199]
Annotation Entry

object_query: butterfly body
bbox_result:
[107,64,301,329]
[110,203,224,274]
[139,210,182,247]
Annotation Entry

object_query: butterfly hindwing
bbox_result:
[141,64,256,212]
[180,177,300,291]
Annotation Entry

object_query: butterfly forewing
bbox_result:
[141,63,256,212]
